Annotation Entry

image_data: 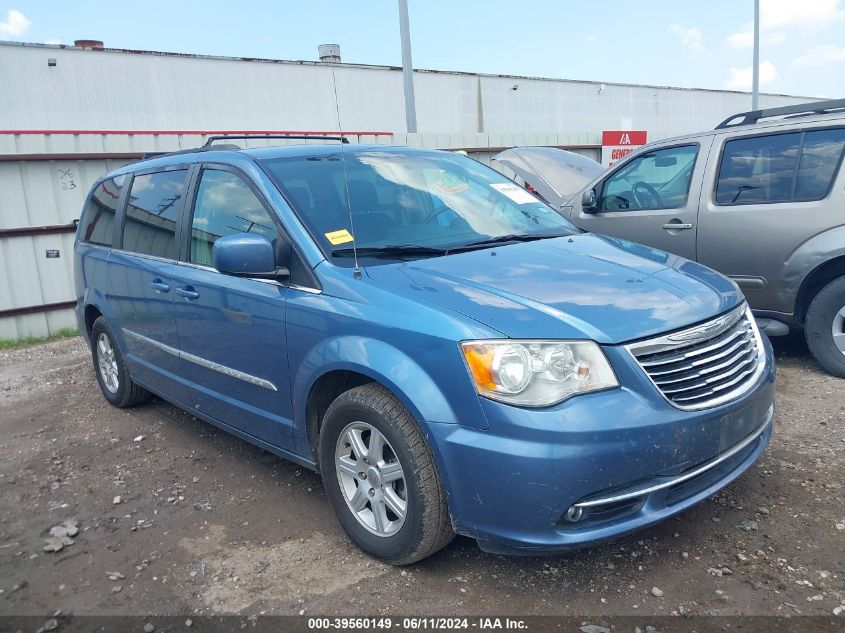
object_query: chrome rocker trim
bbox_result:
[123,329,278,392]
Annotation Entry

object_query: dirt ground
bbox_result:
[0,333,843,620]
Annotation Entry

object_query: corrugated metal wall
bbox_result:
[1,42,812,137]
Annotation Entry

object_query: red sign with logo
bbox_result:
[601,130,647,167]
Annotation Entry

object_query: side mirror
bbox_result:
[213,233,288,279]
[581,188,598,213]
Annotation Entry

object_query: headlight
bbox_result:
[460,340,619,407]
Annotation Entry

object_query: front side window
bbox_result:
[190,169,278,266]
[122,170,187,259]
[599,145,698,211]
[79,175,125,246]
[715,128,845,205]
[259,149,578,265]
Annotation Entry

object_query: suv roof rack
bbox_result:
[715,98,845,129]
[202,134,349,146]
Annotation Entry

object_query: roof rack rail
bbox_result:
[140,143,242,160]
[715,98,845,129]
[136,134,349,162]
[202,134,349,146]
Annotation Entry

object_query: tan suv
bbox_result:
[495,99,845,377]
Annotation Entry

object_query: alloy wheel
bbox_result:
[335,422,407,537]
[96,333,120,393]
[833,305,845,356]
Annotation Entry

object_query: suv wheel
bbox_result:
[319,383,454,564]
[805,276,845,378]
[90,317,152,407]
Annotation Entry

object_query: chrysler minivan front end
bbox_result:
[427,305,774,554]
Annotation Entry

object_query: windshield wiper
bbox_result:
[332,245,448,258]
[451,232,572,252]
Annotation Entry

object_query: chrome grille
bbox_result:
[626,304,765,410]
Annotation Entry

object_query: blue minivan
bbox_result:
[74,139,775,564]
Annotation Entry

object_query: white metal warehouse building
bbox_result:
[0,40,817,339]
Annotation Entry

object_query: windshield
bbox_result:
[259,148,578,264]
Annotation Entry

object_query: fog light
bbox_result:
[565,505,583,522]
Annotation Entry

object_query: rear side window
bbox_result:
[190,169,278,266]
[795,128,845,200]
[122,170,188,259]
[715,128,845,205]
[79,176,124,246]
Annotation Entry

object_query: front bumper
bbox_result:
[426,336,776,554]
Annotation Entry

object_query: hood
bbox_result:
[493,147,605,208]
[364,234,743,344]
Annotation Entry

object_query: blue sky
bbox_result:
[2,1,843,97]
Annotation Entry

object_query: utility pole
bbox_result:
[752,0,760,110]
[397,0,418,133]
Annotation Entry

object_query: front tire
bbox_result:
[90,317,152,407]
[319,384,453,564]
[805,276,845,378]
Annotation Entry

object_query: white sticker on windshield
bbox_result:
[490,182,538,205]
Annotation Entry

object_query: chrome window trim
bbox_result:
[122,329,278,392]
[626,305,767,411]
[573,404,773,509]
[109,247,177,266]
[175,262,322,294]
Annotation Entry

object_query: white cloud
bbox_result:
[727,0,845,47]
[0,9,30,36]
[725,60,778,90]
[759,0,844,30]
[668,23,704,53]
[45,39,63,45]
[792,43,845,67]
[584,34,597,44]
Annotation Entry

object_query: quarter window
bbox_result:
[599,145,698,211]
[190,170,278,266]
[795,128,845,200]
[79,176,125,246]
[715,128,845,205]
[123,170,187,259]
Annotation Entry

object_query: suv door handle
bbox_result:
[175,285,200,301]
[149,279,170,293]
[661,222,694,230]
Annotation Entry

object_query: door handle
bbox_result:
[175,285,200,301]
[149,279,170,293]
[661,222,694,231]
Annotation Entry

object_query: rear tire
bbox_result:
[319,383,453,565]
[90,317,152,407]
[804,276,845,378]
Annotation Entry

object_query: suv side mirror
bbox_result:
[581,188,598,213]
[213,233,289,280]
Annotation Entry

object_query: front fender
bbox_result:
[291,335,489,460]
[781,225,845,314]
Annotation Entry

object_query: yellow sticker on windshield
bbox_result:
[324,229,354,245]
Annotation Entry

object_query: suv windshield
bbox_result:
[259,148,578,263]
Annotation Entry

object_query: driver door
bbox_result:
[569,140,712,260]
